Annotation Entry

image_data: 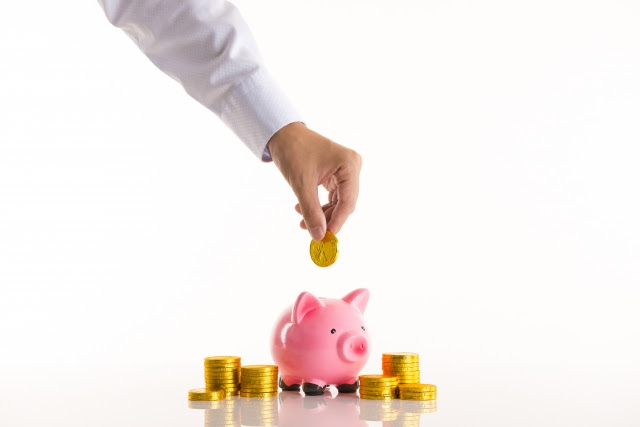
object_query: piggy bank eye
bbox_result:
[330,328,336,334]
[361,326,365,331]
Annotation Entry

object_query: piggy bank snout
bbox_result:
[339,333,369,363]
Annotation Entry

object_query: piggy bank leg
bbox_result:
[279,377,301,392]
[336,380,360,393]
[302,382,327,396]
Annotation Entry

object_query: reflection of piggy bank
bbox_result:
[270,288,371,395]
[277,391,367,427]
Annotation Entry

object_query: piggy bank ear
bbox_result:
[342,288,369,314]
[292,291,325,324]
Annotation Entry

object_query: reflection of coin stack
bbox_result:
[383,411,420,427]
[239,365,279,398]
[382,399,437,427]
[382,353,421,388]
[204,356,241,397]
[397,384,437,401]
[399,399,437,414]
[359,397,399,421]
[359,374,399,400]
[240,396,278,426]
[203,397,240,427]
[189,400,226,410]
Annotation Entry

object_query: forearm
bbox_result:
[97,0,302,160]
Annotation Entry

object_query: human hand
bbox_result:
[267,122,362,241]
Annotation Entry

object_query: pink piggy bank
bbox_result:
[270,288,371,396]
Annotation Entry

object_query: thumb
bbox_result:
[294,183,326,241]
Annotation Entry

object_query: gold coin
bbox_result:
[359,374,399,383]
[204,378,240,386]
[398,390,437,396]
[241,382,278,389]
[359,387,398,394]
[242,377,278,383]
[204,362,240,368]
[188,388,226,401]
[205,385,239,391]
[358,384,397,390]
[205,370,239,376]
[383,366,419,371]
[241,374,279,380]
[241,374,278,380]
[204,356,241,363]
[360,390,396,397]
[382,352,419,361]
[399,394,436,401]
[240,388,279,393]
[205,371,239,377]
[204,369,239,374]
[398,391,436,397]
[239,391,279,398]
[395,379,421,383]
[397,379,421,384]
[241,365,278,372]
[381,358,419,364]
[398,384,436,392]
[242,384,277,390]
[382,373,418,379]
[205,365,240,370]
[399,393,437,400]
[393,373,421,379]
[382,361,420,367]
[309,230,339,267]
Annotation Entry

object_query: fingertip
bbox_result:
[309,226,326,242]
[326,219,344,236]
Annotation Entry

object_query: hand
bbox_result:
[267,122,362,241]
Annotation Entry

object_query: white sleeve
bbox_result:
[97,0,303,161]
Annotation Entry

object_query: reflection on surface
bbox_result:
[189,389,436,426]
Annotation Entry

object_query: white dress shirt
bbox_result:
[97,0,303,161]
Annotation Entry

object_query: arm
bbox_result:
[98,0,361,240]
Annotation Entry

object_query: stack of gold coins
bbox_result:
[359,374,399,400]
[240,396,278,426]
[397,383,437,401]
[188,388,226,401]
[204,356,241,397]
[204,398,240,427]
[381,353,421,388]
[239,365,278,398]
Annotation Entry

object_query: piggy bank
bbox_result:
[270,288,371,396]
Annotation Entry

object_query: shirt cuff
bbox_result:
[219,68,304,162]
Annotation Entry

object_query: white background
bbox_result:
[1,0,639,426]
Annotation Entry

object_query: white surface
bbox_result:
[1,1,639,426]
